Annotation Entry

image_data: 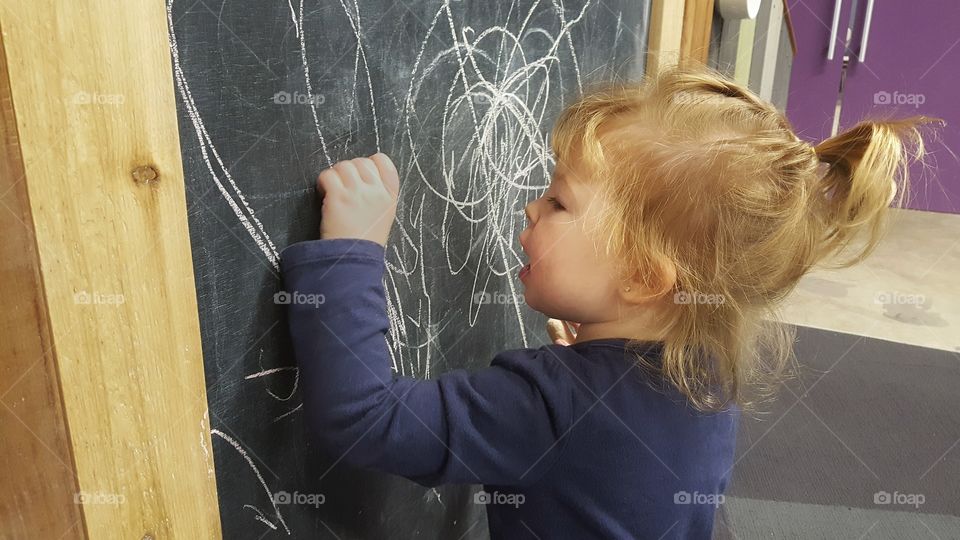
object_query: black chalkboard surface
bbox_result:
[167,0,649,537]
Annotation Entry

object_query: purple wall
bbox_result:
[785,0,959,214]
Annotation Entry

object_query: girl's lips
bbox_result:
[519,263,531,280]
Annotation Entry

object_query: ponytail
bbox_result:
[549,63,948,413]
[812,115,944,268]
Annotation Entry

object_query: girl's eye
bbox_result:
[546,196,564,211]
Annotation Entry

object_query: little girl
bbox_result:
[279,64,938,539]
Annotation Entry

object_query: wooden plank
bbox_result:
[0,1,222,537]
[646,0,686,74]
[681,0,716,65]
[0,18,86,540]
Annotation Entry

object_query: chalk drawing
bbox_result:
[166,0,281,271]
[211,429,291,534]
[169,0,605,533]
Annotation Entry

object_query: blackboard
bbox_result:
[166,0,649,537]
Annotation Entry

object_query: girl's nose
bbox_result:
[524,199,537,224]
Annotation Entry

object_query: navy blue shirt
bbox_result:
[280,238,740,539]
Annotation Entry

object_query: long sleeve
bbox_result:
[279,238,574,488]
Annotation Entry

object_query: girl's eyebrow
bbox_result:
[551,174,579,207]
[554,170,577,192]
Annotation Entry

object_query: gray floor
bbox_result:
[780,208,960,354]
[717,497,960,540]
[714,325,960,539]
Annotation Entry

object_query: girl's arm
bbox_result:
[280,237,575,488]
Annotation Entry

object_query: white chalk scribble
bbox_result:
[168,0,607,533]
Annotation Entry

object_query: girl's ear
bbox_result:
[619,255,677,305]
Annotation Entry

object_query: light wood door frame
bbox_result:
[0,1,221,537]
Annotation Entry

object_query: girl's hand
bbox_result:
[316,153,400,247]
[547,318,580,346]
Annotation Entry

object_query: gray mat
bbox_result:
[713,325,960,539]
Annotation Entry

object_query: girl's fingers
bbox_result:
[547,318,576,345]
[546,318,563,341]
[317,168,343,198]
[353,157,380,185]
[332,160,362,189]
[370,152,400,198]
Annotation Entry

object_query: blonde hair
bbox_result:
[550,63,943,414]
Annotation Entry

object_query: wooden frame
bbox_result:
[681,0,716,65]
[646,0,717,73]
[0,2,221,537]
[646,0,687,74]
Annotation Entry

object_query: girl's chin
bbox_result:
[520,289,537,310]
